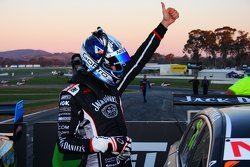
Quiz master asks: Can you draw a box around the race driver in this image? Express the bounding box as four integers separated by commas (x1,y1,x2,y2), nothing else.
53,2,179,167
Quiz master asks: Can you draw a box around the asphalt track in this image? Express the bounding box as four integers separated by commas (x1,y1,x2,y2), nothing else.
2,85,223,167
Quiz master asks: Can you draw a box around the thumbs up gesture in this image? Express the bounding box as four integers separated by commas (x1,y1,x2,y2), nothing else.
161,2,179,28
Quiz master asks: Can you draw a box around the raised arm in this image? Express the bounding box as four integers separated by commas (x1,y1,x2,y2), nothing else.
117,2,179,94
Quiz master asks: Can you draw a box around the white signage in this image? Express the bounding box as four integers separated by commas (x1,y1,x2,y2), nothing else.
131,142,168,167
224,138,250,160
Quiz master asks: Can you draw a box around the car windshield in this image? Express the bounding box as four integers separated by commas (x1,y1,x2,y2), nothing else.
179,119,208,165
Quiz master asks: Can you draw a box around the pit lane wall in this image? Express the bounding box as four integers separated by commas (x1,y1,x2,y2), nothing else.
33,121,186,167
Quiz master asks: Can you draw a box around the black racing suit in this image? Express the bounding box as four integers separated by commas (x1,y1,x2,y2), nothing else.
57,23,167,166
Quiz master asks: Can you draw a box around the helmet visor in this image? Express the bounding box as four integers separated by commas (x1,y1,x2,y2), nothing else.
106,48,130,65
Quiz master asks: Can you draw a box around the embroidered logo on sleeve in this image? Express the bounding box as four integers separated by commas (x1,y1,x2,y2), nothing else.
63,84,80,96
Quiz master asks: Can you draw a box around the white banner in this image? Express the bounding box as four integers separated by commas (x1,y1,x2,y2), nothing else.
224,138,250,160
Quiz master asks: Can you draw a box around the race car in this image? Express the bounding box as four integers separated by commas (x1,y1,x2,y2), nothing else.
165,105,250,167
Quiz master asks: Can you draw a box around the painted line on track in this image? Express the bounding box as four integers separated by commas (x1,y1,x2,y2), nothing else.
0,107,58,124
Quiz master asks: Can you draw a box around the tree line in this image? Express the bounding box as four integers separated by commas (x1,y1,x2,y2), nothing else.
150,26,250,69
